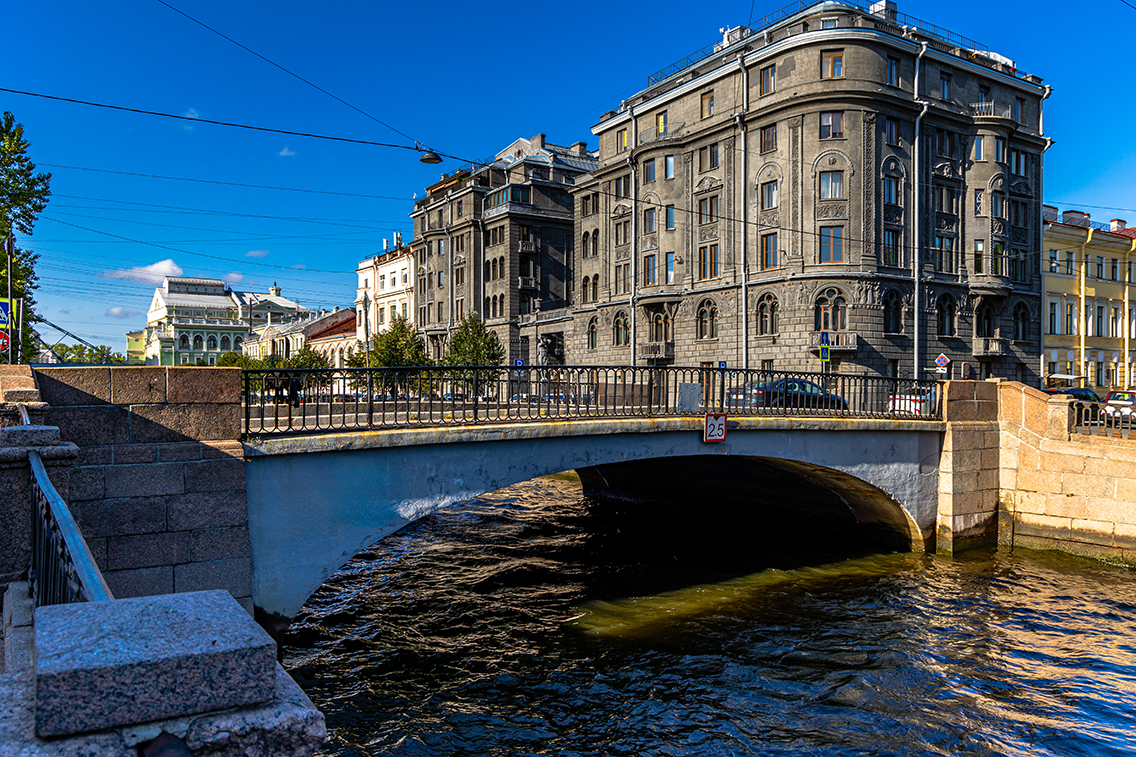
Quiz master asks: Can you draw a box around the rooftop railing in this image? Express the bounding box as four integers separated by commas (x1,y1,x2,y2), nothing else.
242,365,942,435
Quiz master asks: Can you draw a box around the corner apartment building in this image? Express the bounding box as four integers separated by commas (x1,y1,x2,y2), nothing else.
409,134,598,363
568,0,1049,382
1042,206,1135,392
355,240,414,345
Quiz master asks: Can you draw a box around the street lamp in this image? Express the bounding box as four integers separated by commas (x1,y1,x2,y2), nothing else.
416,142,442,164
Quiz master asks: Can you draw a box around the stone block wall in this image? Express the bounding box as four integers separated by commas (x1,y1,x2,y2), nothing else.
34,367,252,609
936,380,1001,553
998,380,1136,563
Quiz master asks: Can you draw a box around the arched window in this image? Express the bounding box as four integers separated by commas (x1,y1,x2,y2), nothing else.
976,302,996,338
484,261,491,281
697,299,718,339
613,311,630,346
499,257,506,278
591,277,599,303
582,276,591,303
484,296,491,317
491,259,498,280
883,290,903,334
491,296,498,319
179,334,190,350
220,335,231,351
813,288,847,331
587,317,597,350
207,335,217,350
937,294,956,336
1013,303,1030,341
234,336,244,350
757,293,779,335
193,334,203,350
582,232,590,258
650,313,671,342
590,230,598,257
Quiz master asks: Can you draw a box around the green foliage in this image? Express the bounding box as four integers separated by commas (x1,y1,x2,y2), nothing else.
54,344,127,365
1,111,52,236
441,313,505,367
216,350,253,368
284,345,330,371
370,315,430,368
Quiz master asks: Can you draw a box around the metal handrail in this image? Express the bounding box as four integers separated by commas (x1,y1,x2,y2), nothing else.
28,440,113,606
243,365,943,435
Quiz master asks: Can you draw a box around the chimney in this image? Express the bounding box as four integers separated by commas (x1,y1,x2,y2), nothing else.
571,141,588,156
870,0,897,17
1111,219,1127,232
531,133,546,150
1062,210,1089,228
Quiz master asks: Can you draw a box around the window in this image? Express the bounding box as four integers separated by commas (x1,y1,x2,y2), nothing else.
978,85,990,104
1010,150,1027,176
587,318,597,350
656,111,668,136
665,155,675,179
614,175,630,197
697,299,718,339
665,252,675,284
644,207,657,233
699,143,719,170
935,185,955,214
581,232,590,258
991,241,1004,276
179,334,190,350
887,57,899,86
698,244,720,280
643,159,656,183
665,205,675,230
937,295,956,336
820,111,844,139
1066,303,1076,335
935,129,955,157
821,17,836,28
581,276,591,303
456,200,463,217
591,276,598,302
883,290,903,333
974,136,984,161
761,181,778,211
758,293,779,335
991,191,1005,218
455,299,464,320
760,64,776,96
885,117,897,145
883,176,899,205
698,196,719,224
193,334,203,350
1113,258,1121,281
1048,301,1059,334
592,231,599,257
701,92,715,118
820,226,844,262
643,254,657,286
819,171,844,200
995,137,1006,162
976,302,996,338
940,74,951,100
1014,97,1025,123
437,301,444,322
614,219,631,246
821,51,844,78
220,335,230,351
814,288,847,331
761,124,777,152
616,128,628,152
974,189,985,215
761,232,778,269
650,313,671,342
613,311,630,346
1097,256,1105,279
1048,250,1059,274
883,229,900,267
1010,303,1029,342
933,236,955,273
974,240,985,274
614,262,631,294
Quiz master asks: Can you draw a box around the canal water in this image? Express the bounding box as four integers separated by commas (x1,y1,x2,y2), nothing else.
282,474,1136,756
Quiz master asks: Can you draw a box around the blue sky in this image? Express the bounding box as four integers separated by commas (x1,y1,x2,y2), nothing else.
5,0,1132,352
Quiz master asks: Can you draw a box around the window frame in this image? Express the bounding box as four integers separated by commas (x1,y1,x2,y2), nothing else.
819,171,844,200
819,226,845,263
700,91,715,119
821,50,844,79
820,111,844,140
760,64,776,96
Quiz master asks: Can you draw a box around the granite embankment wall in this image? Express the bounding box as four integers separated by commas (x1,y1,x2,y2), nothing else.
997,381,1136,563
935,380,1003,554
35,367,252,609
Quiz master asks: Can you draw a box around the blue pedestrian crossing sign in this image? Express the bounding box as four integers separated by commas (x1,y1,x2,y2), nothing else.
819,345,830,362
0,299,9,327
819,331,830,346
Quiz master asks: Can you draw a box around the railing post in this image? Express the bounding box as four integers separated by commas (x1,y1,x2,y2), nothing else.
367,369,374,428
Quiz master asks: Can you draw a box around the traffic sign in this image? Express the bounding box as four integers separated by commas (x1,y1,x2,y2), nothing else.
819,331,830,346
934,367,948,374
718,361,727,369
704,413,727,443
0,332,9,351
0,299,9,327
935,353,950,368
513,358,525,367
819,345,830,362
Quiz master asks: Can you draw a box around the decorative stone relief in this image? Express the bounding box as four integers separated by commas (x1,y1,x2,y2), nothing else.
758,211,781,228
1011,227,1028,244
1011,180,1032,196
642,234,658,250
612,203,632,218
991,218,1007,238
693,176,723,194
615,248,631,261
933,161,956,179
884,206,903,224
698,225,719,242
936,215,957,232
817,202,848,219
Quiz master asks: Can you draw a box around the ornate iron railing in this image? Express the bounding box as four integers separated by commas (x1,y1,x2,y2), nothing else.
28,445,114,606
1072,401,1136,439
243,365,943,435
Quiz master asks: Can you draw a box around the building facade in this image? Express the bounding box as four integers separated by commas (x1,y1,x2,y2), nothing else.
143,277,309,366
1041,206,1135,393
409,134,597,363
567,0,1049,382
242,308,355,363
355,241,414,345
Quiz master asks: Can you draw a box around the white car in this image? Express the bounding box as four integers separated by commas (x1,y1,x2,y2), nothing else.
1103,391,1135,422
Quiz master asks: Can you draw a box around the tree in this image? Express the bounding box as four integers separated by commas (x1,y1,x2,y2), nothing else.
441,314,505,367
54,344,127,365
372,315,429,367
285,345,330,371
1,111,52,236
216,350,255,368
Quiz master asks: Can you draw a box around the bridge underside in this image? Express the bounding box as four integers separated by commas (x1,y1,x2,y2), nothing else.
245,419,941,632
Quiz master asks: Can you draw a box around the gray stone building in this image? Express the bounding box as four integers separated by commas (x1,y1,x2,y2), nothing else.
568,0,1049,382
409,135,598,363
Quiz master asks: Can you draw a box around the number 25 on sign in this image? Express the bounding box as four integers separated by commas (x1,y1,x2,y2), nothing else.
704,413,727,443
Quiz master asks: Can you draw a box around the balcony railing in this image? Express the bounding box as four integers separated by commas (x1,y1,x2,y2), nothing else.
641,341,675,359
969,102,1012,119
639,122,686,145
973,337,1009,357
518,276,538,290
518,241,537,253
809,331,859,350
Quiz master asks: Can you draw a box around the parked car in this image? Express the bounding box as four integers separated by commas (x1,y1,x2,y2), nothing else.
441,392,467,402
724,378,847,411
1103,391,1136,423
1042,387,1102,403
886,388,939,416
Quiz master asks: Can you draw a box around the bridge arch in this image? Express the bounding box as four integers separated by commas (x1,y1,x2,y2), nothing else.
245,418,940,631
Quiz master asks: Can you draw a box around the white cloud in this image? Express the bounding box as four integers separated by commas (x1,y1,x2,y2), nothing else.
104,259,183,285
244,249,270,258
183,108,199,131
58,308,72,315
222,272,244,285
278,146,295,157
105,306,140,319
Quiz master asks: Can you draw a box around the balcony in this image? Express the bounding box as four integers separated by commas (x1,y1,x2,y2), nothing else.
809,331,859,351
518,241,537,253
641,341,675,359
969,102,1013,119
638,122,685,145
969,271,1011,294
518,276,538,290
973,337,1009,358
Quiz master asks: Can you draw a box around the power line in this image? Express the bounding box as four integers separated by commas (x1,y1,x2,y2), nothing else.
154,0,424,148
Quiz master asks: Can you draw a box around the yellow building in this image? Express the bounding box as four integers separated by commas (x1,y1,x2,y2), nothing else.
1042,206,1135,394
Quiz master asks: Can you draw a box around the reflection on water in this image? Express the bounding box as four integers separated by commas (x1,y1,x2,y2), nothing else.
283,475,1136,756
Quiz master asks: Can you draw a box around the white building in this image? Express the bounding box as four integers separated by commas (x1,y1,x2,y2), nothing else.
355,240,414,346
